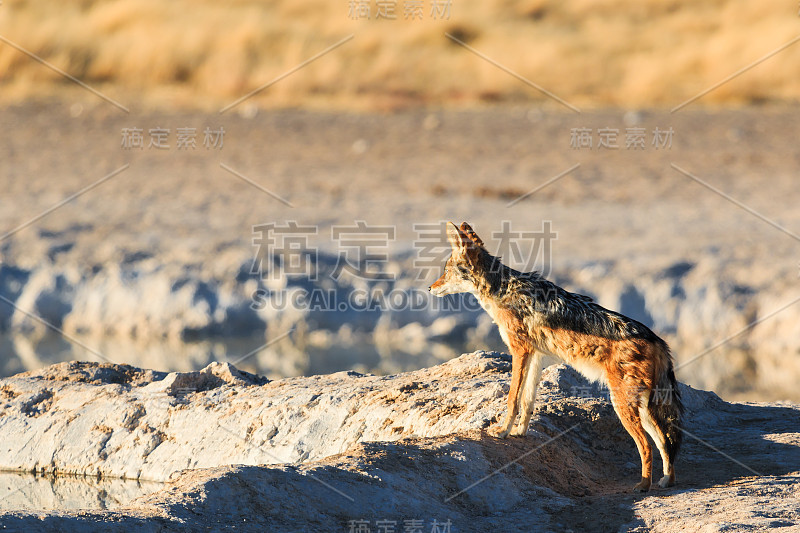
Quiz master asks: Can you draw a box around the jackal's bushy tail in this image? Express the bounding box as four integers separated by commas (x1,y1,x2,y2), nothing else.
649,357,683,463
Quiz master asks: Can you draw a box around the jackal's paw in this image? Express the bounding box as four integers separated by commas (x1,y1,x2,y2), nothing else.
632,478,651,493
657,475,675,489
487,424,511,439
509,424,528,437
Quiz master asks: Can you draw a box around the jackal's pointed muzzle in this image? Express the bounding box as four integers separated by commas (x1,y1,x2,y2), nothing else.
428,278,446,297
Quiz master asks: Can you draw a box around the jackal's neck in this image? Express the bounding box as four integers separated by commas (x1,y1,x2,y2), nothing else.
471,253,535,312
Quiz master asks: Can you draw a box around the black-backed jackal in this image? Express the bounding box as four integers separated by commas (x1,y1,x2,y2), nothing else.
429,222,683,492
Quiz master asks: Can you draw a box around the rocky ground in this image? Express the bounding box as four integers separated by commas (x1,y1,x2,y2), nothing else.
0,351,797,532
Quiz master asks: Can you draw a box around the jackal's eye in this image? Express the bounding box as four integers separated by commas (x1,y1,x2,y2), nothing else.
456,265,470,276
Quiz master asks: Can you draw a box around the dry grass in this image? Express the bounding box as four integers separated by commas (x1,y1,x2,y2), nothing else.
0,0,798,110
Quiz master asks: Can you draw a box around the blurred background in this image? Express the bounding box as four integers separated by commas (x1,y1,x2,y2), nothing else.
2,0,799,109
0,0,799,402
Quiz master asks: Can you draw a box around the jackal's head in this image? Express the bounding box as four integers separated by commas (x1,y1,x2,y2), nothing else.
429,222,487,297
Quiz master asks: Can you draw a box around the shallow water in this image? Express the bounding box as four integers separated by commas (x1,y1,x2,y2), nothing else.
0,472,162,511
0,332,472,380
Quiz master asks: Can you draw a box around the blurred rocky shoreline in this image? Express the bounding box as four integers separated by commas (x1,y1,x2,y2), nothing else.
1,250,798,401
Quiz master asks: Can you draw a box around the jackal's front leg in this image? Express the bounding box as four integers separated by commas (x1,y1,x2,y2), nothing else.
488,352,529,439
510,352,543,436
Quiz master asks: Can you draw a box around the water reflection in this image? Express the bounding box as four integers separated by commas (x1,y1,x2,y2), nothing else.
0,329,496,380
0,472,162,511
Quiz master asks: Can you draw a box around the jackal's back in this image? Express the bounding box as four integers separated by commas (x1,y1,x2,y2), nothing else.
497,269,664,346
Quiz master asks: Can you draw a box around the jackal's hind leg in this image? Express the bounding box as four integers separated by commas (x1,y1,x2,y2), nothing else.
640,405,676,488
609,382,653,493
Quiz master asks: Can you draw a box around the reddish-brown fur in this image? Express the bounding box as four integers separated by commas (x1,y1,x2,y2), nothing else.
429,221,682,492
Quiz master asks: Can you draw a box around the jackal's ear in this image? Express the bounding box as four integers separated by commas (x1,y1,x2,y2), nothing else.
445,221,472,251
459,222,485,248
446,222,481,264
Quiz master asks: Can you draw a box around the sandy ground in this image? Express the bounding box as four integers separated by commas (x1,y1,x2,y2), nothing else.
2,103,799,264
1,102,799,403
